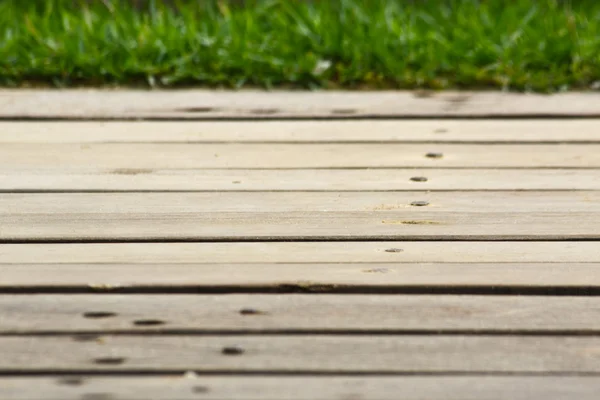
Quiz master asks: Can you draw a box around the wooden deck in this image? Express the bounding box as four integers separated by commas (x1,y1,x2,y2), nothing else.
1,91,600,399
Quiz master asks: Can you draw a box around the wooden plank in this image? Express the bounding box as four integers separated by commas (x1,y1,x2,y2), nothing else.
3,295,600,333
4,213,599,240
2,376,600,400
3,168,600,191
3,191,598,213
1,335,600,372
2,120,600,143
2,242,597,264
1,143,599,169
2,263,599,289
1,192,599,240
2,90,600,118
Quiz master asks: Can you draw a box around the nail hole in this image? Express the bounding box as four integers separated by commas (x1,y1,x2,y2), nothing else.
410,201,430,207
413,90,434,98
111,168,153,176
331,109,357,115
177,107,216,113
250,108,279,115
83,312,117,319
425,152,443,159
93,357,126,365
133,319,166,326
384,248,404,253
364,268,390,273
81,394,114,400
239,308,264,315
57,377,85,386
192,386,210,394
72,334,103,342
222,346,244,355
410,176,428,182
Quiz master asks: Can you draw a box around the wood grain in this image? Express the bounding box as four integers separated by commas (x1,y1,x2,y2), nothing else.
3,168,600,191
2,90,599,118
1,120,599,143
3,295,600,333
2,242,597,264
2,335,600,372
1,143,599,169
2,376,600,400
1,192,598,240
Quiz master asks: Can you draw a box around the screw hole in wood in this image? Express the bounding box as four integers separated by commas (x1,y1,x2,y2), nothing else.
133,319,166,326
93,357,126,365
83,312,117,319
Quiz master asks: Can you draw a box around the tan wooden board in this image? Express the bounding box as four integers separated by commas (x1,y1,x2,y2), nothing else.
3,295,600,333
3,191,598,213
3,211,598,240
2,262,600,289
2,335,600,372
1,120,600,143
1,90,600,118
2,242,597,264
2,143,600,169
1,192,599,240
2,376,600,400
3,168,600,191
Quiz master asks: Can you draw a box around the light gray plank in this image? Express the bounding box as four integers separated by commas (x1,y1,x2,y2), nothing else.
1,120,600,143
1,192,599,240
2,376,600,400
1,335,600,372
3,168,600,191
3,191,598,212
0,212,600,239
1,242,597,264
1,90,599,118
2,263,599,289
1,143,599,168
3,295,600,333
3,212,599,240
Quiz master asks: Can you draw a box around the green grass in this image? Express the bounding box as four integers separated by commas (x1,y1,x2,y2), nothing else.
1,0,600,91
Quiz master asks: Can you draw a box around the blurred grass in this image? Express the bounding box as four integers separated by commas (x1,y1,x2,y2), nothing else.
1,0,599,91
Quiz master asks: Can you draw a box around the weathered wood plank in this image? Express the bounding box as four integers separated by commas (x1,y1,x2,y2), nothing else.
1,90,600,118
2,376,600,400
3,168,600,191
3,192,598,213
2,263,599,289
2,120,600,143
3,295,600,333
1,335,600,372
2,143,599,169
4,213,599,241
2,242,597,264
1,192,598,240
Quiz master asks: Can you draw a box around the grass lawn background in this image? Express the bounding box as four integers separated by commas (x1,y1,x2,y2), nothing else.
1,0,599,91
